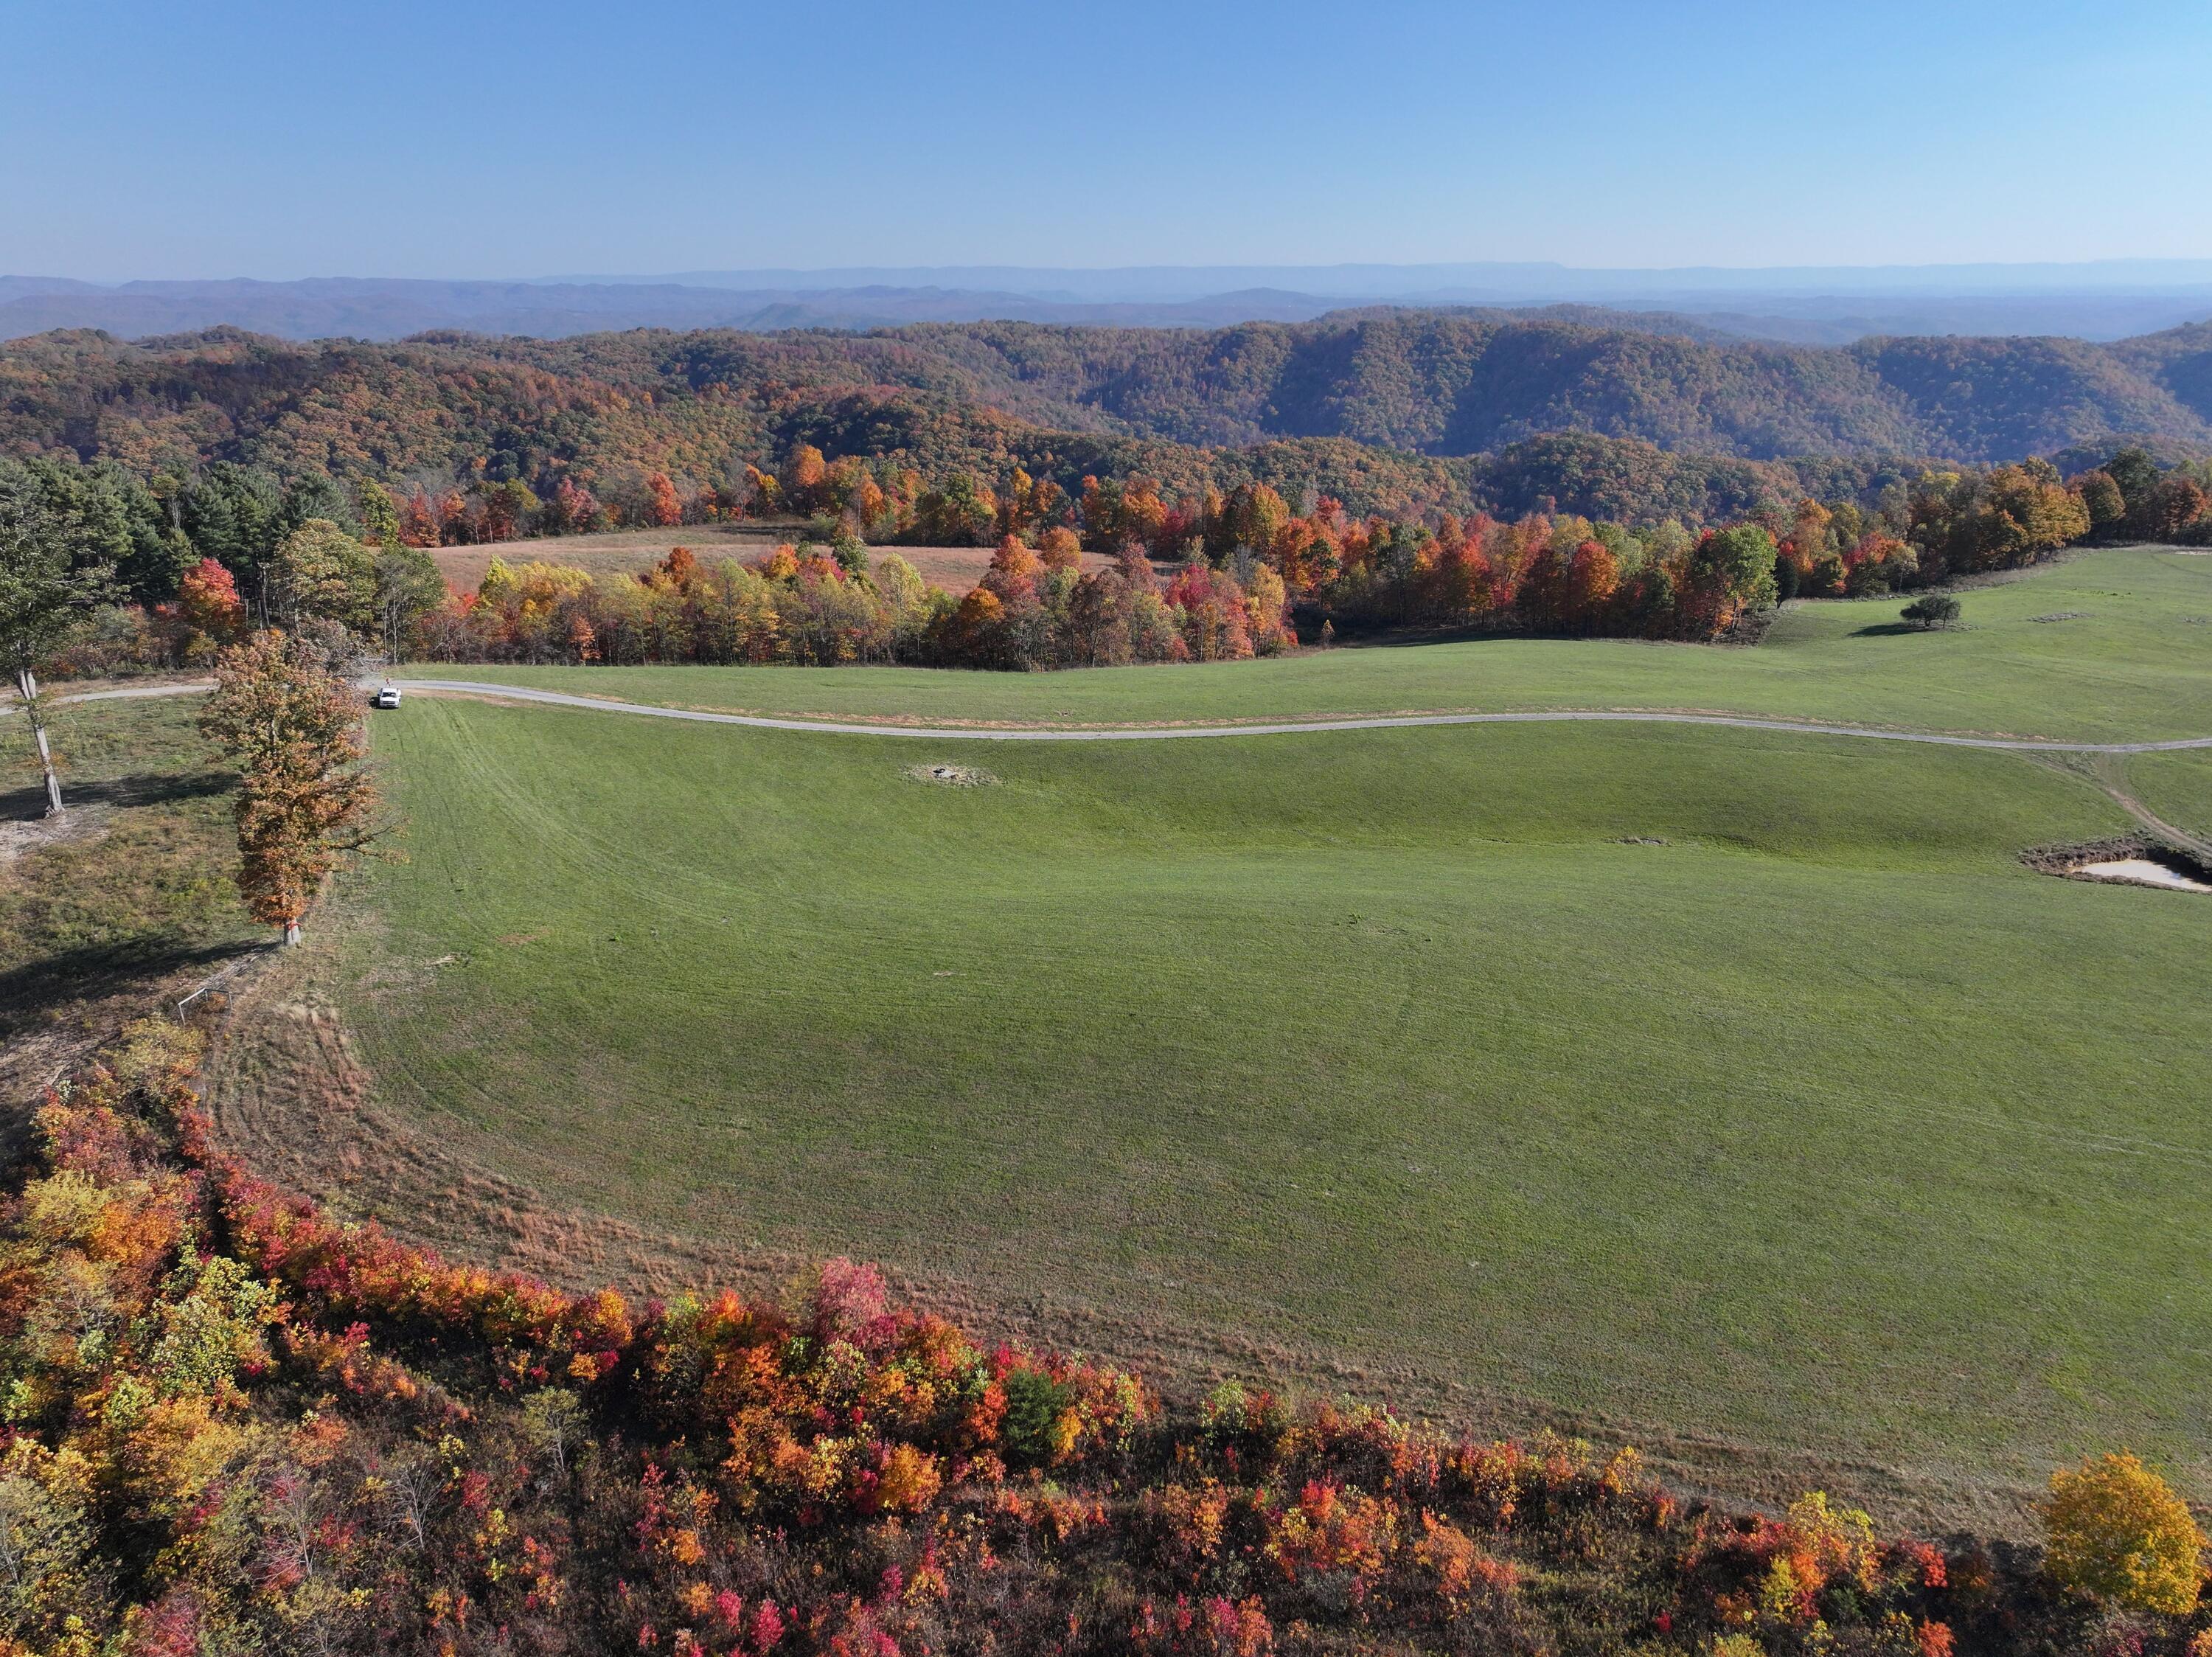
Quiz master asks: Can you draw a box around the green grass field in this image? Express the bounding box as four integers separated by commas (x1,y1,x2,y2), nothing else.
0,695,254,1071
403,547,2212,741
308,634,2212,1515
2124,748,2212,839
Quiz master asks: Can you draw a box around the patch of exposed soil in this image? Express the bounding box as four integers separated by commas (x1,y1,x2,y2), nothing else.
0,805,108,869
902,763,998,787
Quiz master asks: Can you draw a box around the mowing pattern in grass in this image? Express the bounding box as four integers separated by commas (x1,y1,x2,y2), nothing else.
401,548,2212,741
316,692,2212,1510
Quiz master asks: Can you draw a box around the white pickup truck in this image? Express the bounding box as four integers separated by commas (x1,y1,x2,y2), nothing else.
372,685,402,709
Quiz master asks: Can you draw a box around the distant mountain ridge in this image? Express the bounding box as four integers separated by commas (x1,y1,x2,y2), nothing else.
776,311,2212,462
0,277,1368,341
7,265,2212,345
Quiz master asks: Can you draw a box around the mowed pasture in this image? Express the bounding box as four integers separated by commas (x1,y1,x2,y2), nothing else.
430,524,1114,596
429,524,776,593
408,546,2212,741
2125,748,2212,840
293,589,2212,1518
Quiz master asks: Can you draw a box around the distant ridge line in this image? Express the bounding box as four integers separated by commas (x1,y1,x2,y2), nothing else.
6,265,2212,345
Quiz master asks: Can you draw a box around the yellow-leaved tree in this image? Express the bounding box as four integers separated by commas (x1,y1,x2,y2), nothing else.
2041,1451,2205,1614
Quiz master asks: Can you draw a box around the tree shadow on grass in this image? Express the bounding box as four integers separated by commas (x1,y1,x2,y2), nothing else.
0,771,232,821
1849,623,1933,637
0,935,264,1032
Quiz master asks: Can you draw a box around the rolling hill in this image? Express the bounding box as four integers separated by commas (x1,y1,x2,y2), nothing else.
3,312,2208,523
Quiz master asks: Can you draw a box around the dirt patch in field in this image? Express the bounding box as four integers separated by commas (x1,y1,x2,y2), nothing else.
0,805,108,870
201,938,2046,1536
903,763,998,787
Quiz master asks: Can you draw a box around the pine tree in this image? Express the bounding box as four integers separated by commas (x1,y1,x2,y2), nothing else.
0,468,116,814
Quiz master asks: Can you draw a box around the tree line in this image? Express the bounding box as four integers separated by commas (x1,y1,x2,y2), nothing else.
15,436,2206,690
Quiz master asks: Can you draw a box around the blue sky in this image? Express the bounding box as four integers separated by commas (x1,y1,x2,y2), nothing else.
7,0,2211,279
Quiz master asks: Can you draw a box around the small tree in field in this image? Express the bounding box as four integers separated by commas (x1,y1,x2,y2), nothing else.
1900,594,1961,630
2040,1451,2204,1614
199,632,382,945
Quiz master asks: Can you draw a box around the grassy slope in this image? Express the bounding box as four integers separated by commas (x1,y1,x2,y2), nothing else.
327,692,2212,1505
403,547,2212,741
0,697,254,1067
2124,749,2212,838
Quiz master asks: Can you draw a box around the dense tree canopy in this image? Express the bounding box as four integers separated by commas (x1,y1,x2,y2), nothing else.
4,317,2208,530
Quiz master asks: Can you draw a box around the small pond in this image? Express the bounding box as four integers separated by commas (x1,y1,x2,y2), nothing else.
2070,854,2212,893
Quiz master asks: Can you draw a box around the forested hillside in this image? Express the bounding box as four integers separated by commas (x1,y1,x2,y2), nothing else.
0,325,1923,529
4,311,2209,506
865,313,2212,456
2112,320,2212,428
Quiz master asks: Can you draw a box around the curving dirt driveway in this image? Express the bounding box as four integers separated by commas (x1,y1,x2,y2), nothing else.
21,676,2212,755
394,678,2212,754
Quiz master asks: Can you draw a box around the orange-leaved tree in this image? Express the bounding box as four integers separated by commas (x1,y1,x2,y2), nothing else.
177,556,246,648
199,631,384,945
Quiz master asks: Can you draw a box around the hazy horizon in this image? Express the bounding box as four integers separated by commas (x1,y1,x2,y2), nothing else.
9,259,2212,349
15,257,2212,297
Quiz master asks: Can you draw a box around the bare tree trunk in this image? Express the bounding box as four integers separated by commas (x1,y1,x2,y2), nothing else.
15,670,63,816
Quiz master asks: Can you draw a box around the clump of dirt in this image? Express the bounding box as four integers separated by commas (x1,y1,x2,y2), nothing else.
2020,835,2212,892
904,763,998,788
1615,836,1669,846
